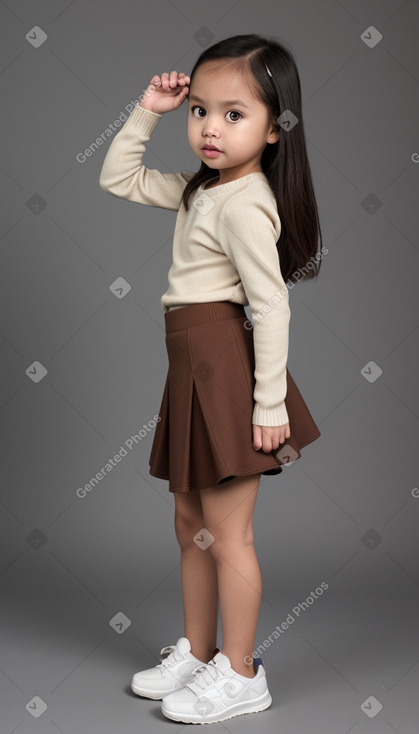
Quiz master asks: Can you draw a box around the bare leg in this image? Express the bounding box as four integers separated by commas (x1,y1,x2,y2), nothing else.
200,473,262,679
174,490,218,663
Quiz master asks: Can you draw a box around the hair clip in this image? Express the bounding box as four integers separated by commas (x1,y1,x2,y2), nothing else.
265,63,281,123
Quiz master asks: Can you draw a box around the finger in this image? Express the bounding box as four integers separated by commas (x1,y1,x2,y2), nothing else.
261,426,273,453
169,70,178,87
161,72,170,89
174,87,188,106
253,425,262,450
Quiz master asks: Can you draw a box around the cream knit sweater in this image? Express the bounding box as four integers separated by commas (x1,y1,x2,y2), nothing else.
99,103,290,427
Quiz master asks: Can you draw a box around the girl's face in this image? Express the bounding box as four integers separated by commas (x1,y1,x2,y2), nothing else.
187,60,279,180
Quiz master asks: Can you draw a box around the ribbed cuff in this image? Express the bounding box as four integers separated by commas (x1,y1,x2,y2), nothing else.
252,401,289,427
121,103,163,138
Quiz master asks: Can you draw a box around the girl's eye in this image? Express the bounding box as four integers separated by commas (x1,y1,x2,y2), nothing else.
191,106,242,122
226,110,242,122
191,106,206,118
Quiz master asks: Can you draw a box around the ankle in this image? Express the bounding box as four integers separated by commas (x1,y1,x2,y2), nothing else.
220,649,255,678
191,646,217,663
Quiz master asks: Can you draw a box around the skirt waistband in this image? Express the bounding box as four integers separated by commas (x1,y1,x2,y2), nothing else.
164,301,246,334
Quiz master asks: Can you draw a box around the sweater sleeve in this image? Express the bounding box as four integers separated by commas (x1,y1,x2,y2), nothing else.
218,191,291,427
99,103,194,210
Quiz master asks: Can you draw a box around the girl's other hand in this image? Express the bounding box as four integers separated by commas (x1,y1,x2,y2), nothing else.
253,423,291,452
140,71,190,115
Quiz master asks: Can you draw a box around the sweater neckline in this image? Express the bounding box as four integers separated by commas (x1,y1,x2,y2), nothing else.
197,171,267,196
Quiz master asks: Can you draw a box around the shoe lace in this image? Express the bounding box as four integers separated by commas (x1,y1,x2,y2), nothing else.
156,645,185,671
189,662,223,690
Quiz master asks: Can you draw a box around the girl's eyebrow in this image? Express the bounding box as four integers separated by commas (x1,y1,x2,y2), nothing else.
189,94,249,108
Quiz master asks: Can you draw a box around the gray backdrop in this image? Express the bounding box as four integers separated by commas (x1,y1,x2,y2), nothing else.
1,0,418,732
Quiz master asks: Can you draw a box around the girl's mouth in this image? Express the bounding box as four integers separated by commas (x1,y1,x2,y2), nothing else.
202,147,222,158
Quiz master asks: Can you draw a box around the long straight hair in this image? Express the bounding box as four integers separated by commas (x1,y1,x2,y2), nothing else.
181,33,323,283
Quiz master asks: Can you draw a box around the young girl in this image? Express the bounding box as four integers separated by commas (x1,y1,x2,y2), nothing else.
99,33,322,725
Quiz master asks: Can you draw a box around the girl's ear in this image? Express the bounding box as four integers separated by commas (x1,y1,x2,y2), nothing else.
267,124,280,145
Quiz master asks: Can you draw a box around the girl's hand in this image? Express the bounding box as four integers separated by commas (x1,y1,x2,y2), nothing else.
253,423,291,452
140,71,190,115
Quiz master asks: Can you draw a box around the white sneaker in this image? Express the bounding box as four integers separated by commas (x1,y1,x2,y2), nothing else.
161,650,272,724
131,637,219,700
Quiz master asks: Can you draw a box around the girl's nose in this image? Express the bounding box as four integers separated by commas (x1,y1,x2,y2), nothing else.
202,116,220,137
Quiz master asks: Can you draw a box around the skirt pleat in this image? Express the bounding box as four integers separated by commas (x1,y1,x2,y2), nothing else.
149,301,321,492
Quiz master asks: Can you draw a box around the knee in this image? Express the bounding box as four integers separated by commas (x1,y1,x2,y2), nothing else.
174,510,205,551
205,525,255,561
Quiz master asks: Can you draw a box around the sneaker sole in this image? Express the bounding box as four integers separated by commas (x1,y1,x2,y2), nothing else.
161,689,273,724
131,674,201,700
131,680,180,699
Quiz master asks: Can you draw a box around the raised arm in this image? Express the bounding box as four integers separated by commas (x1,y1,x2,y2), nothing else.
99,104,193,210
99,71,194,210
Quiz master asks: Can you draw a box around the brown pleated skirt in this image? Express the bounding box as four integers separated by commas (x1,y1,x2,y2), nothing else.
149,301,321,493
